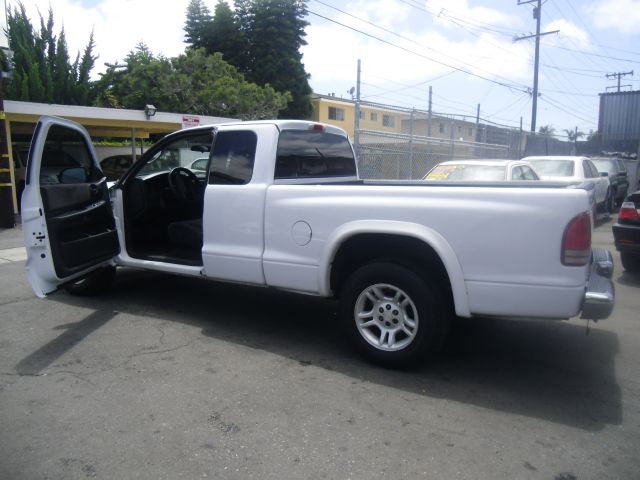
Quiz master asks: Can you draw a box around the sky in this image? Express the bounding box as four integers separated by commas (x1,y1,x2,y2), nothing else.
14,0,640,137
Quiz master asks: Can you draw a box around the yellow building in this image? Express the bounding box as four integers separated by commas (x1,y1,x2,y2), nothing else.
401,115,477,142
310,94,404,138
310,93,477,143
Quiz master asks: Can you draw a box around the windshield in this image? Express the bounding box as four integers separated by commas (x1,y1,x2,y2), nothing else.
527,160,575,177
138,134,212,176
425,164,506,181
590,159,617,175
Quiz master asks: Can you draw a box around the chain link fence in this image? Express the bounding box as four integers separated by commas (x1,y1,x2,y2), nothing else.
352,106,527,180
355,132,528,180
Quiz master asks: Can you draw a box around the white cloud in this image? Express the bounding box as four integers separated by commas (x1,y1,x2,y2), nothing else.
15,0,191,76
588,0,640,35
428,0,522,30
544,19,590,50
8,0,602,129
303,2,532,104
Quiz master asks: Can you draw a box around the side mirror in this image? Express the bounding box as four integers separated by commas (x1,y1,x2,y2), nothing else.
59,167,87,184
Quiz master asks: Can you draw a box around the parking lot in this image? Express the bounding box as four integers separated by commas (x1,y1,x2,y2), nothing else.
1,216,639,480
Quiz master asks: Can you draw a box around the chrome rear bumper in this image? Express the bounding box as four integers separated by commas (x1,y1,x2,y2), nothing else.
581,248,615,320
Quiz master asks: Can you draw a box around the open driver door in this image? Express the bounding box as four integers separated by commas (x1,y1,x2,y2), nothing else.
21,116,120,297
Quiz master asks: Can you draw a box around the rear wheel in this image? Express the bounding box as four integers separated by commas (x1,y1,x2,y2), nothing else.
621,253,640,273
339,262,451,368
64,266,116,296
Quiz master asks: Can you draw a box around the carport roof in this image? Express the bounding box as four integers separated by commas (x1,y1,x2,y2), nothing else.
3,100,238,139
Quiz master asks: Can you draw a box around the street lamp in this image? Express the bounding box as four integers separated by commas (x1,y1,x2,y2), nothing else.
144,104,157,119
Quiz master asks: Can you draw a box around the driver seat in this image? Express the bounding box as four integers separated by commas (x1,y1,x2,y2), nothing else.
167,218,203,250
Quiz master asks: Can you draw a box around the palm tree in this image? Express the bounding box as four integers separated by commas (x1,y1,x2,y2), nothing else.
538,125,556,137
564,128,585,143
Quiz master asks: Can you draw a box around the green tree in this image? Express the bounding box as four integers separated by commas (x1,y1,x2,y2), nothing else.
94,45,291,119
6,2,97,105
244,0,312,118
564,128,585,143
184,0,213,49
184,0,313,119
208,0,248,71
73,31,98,105
538,125,556,137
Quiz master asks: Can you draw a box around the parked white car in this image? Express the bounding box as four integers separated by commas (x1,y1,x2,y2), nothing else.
522,156,613,214
424,159,539,181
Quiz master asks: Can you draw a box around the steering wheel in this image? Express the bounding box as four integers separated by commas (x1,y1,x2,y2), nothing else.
168,167,200,202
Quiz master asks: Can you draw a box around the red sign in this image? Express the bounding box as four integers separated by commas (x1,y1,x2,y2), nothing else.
182,115,200,128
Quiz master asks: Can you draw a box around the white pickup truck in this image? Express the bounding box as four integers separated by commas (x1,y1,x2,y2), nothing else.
22,116,615,367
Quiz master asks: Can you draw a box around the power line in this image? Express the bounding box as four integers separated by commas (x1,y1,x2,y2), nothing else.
545,42,640,65
360,71,456,101
312,0,423,47
396,0,522,37
308,9,531,94
311,3,607,99
538,94,596,126
309,3,531,92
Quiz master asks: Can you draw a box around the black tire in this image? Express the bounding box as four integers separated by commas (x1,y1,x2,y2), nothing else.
64,266,116,296
610,187,619,208
621,253,640,273
599,189,614,215
606,190,614,214
339,261,451,368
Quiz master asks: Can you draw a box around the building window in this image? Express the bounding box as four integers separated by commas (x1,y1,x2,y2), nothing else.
457,126,462,134
382,115,395,128
370,112,378,121
328,106,345,121
359,110,365,120
439,123,444,134
468,127,473,137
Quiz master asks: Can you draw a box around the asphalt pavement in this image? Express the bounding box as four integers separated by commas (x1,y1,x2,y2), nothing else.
1,216,639,480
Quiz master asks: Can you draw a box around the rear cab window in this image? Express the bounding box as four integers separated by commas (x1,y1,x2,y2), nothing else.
275,128,356,181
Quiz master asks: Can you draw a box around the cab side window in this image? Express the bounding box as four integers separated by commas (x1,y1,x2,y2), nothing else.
39,125,100,185
583,160,597,178
522,166,538,180
511,166,525,180
208,131,257,185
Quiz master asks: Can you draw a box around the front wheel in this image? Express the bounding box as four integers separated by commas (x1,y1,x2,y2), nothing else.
339,262,451,368
64,266,116,296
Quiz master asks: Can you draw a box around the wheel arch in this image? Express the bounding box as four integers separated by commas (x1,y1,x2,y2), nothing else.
319,220,470,317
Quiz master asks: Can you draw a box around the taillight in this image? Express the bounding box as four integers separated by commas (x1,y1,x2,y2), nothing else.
618,202,640,220
562,212,591,266
310,124,325,131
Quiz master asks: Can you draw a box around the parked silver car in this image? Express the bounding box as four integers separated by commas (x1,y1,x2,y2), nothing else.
522,156,613,214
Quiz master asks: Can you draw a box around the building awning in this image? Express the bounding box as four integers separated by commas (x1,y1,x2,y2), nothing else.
3,100,237,139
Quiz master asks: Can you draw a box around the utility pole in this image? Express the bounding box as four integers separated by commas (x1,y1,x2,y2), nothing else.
606,71,633,92
427,86,432,137
354,59,361,157
515,0,559,133
408,107,414,179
